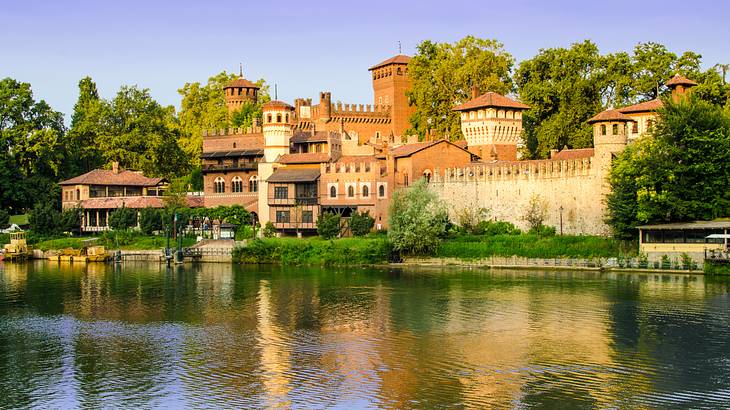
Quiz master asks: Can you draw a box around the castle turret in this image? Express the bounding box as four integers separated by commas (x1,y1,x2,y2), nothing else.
319,92,332,121
588,109,632,175
262,100,294,162
224,68,260,113
666,74,698,103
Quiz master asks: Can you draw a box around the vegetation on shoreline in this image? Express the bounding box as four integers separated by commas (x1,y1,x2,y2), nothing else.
1,232,196,251
232,236,392,266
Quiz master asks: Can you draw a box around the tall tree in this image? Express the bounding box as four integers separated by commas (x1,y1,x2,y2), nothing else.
407,36,514,140
98,86,190,179
0,78,66,212
65,76,106,175
515,41,606,158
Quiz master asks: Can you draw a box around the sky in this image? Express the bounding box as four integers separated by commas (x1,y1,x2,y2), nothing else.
2,0,729,122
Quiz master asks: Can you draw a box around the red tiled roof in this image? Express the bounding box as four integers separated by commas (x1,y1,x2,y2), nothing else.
291,130,337,144
551,148,595,160
453,139,468,149
79,195,202,209
225,77,259,89
390,139,478,159
587,109,633,124
267,168,321,183
618,99,663,114
453,92,529,111
277,153,330,164
369,54,411,71
60,169,163,187
263,100,293,110
666,74,698,87
334,155,376,165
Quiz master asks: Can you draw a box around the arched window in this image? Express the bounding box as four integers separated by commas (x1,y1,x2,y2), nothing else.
348,185,355,198
232,176,243,193
214,177,225,193
378,184,385,198
330,186,337,198
233,142,237,148
276,113,282,123
267,114,272,123
423,170,432,183
362,185,369,197
249,176,258,192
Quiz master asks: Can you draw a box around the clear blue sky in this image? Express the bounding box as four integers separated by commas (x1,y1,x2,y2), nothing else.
2,0,728,121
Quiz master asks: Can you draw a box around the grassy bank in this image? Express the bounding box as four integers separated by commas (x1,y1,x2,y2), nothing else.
6,233,196,251
232,237,392,265
435,234,632,259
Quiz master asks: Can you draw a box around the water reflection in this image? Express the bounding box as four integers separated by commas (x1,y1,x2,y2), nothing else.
0,261,729,407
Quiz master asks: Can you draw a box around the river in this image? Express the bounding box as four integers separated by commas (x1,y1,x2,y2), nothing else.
1,261,729,408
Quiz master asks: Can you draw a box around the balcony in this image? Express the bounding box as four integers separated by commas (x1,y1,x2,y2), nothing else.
202,163,258,172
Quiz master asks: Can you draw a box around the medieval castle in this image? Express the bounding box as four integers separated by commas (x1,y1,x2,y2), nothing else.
61,53,697,236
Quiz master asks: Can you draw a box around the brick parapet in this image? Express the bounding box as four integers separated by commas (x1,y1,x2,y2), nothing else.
431,157,593,184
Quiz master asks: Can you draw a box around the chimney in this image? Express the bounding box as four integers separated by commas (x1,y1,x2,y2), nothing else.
112,161,119,174
471,84,480,99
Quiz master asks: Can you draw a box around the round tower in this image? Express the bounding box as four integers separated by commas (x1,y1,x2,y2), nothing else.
666,74,698,103
588,109,632,173
224,69,260,113
262,100,294,162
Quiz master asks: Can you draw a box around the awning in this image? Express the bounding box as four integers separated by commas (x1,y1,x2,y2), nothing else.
267,168,320,183
706,234,730,239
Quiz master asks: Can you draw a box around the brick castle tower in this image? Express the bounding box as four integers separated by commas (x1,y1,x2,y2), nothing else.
224,66,260,113
369,55,415,137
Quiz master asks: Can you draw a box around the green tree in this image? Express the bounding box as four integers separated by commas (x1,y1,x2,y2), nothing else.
0,78,66,212
317,212,342,239
138,208,163,235
515,41,608,158
606,97,730,238
99,86,190,179
59,206,82,234
0,209,9,228
632,42,678,100
108,206,137,230
408,36,513,140
349,211,375,236
388,178,449,255
29,202,61,235
65,77,106,175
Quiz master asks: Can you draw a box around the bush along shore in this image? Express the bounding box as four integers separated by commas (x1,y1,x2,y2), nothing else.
232,237,394,266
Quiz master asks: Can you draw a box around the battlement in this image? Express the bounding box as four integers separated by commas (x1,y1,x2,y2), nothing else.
431,157,593,183
322,159,380,175
202,125,263,137
331,102,391,116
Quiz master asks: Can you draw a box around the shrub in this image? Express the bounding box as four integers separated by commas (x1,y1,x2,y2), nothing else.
523,194,548,232
317,212,342,239
455,205,489,234
388,178,449,255
474,220,521,236
349,211,375,236
262,221,277,238
108,206,137,230
59,207,82,234
139,208,163,235
528,224,556,236
29,202,61,235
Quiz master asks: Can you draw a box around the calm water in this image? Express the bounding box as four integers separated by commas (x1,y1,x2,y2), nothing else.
1,262,730,408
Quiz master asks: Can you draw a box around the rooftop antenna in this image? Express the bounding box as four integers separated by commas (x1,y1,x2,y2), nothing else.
239,63,243,77
275,83,278,100
398,41,402,54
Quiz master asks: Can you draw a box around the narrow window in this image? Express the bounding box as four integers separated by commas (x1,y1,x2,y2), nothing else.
276,113,282,123
362,185,369,197
330,186,337,198
612,124,619,135
249,176,258,192
348,185,355,198
267,114,272,123
600,125,606,136
302,211,313,224
276,210,290,223
232,176,243,193
214,177,225,193
274,186,288,199
379,185,385,198
404,174,409,186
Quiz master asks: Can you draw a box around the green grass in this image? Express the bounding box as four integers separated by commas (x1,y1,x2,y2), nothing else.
8,214,29,226
233,236,392,266
29,233,196,251
436,234,633,259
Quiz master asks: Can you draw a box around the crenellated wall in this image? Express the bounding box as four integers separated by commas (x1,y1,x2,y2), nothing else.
429,158,611,235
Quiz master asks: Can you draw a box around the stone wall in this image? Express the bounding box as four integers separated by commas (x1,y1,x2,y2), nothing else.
429,159,611,236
